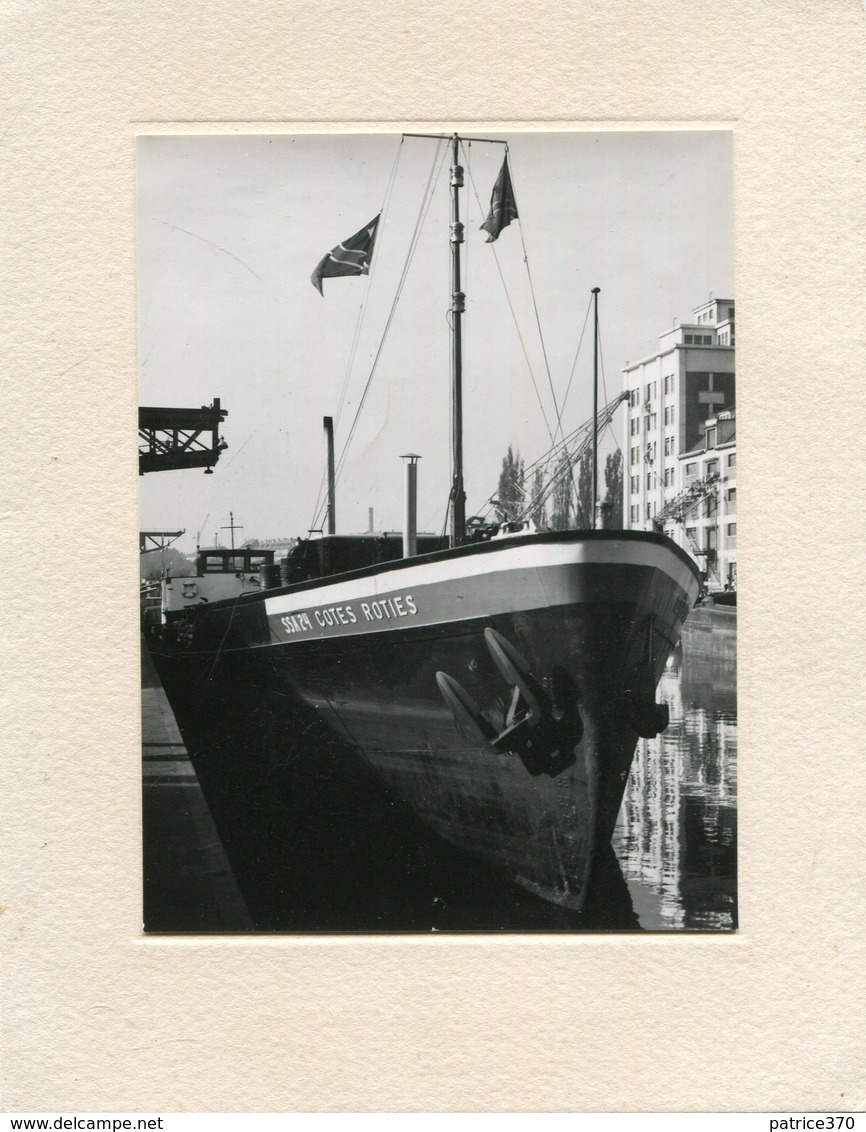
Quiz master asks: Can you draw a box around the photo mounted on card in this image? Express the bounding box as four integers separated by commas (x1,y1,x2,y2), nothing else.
138,131,736,933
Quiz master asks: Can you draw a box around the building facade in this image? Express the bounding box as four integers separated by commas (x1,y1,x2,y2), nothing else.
677,411,737,590
623,296,736,589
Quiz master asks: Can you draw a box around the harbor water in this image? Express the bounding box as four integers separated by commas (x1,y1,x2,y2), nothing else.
612,630,737,931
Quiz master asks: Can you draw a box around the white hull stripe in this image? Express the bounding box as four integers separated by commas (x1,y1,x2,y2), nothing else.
266,540,696,617
264,542,698,645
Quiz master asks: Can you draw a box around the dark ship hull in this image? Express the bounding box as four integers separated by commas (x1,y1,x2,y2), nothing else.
150,530,700,912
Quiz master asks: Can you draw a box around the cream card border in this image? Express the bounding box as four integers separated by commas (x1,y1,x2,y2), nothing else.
2,0,864,1112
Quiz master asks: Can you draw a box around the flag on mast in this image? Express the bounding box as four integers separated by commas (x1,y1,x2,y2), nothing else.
480,156,519,242
311,214,380,294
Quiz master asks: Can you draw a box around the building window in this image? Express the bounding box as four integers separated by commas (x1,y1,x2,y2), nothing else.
664,436,674,456
706,459,719,476
727,487,736,504
630,475,639,494
706,426,717,448
664,467,675,486
727,453,736,468
645,471,652,490
706,496,717,518
685,527,697,544
630,417,640,436
645,503,654,520
630,505,640,523
629,388,640,408
727,522,736,536
630,446,639,466
685,461,697,476
645,442,657,464
664,374,675,394
664,405,675,425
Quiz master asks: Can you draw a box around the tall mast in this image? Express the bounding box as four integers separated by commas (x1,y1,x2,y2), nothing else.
403,131,508,544
591,287,600,530
449,133,466,544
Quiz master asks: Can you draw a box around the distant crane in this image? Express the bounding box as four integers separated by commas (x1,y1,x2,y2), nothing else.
139,530,185,554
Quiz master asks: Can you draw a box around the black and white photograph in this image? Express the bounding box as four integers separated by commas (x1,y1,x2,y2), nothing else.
138,130,736,933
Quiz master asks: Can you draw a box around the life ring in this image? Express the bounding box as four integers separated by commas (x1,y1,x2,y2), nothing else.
181,581,198,599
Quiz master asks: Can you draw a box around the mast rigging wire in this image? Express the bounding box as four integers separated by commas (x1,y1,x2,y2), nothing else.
475,391,628,525
308,140,406,530
504,150,569,449
308,138,446,532
331,141,448,485
559,296,593,430
459,142,557,448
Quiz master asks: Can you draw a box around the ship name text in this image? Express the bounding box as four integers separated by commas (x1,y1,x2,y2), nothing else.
279,593,418,635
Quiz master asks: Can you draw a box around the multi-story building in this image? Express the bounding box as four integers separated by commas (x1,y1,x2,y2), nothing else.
623,296,736,589
677,410,737,589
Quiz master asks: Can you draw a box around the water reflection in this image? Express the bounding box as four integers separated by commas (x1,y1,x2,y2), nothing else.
612,635,737,930
145,617,737,932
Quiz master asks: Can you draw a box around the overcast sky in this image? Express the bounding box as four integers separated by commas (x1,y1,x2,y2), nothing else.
137,131,733,552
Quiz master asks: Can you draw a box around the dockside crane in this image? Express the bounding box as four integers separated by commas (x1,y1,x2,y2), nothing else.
479,392,630,530
138,398,228,609
139,530,185,554
138,399,228,475
652,472,721,581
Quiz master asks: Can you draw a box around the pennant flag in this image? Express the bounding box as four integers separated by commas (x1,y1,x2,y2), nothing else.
311,214,380,295
480,157,519,243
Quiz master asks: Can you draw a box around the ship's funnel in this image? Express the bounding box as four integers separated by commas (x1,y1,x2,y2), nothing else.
401,454,421,558
324,416,336,535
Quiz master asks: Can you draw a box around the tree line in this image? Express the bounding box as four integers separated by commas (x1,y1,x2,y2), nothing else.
495,445,624,530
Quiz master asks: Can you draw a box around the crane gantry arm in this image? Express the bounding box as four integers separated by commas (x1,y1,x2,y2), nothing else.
138,399,228,475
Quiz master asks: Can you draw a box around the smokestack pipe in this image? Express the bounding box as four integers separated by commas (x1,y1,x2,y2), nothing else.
323,416,336,535
401,454,420,558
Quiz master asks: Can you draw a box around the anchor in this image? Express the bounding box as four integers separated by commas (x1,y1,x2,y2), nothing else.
621,615,670,738
436,627,582,777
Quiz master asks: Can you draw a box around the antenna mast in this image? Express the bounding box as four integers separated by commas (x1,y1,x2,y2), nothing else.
591,287,600,530
449,134,466,544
